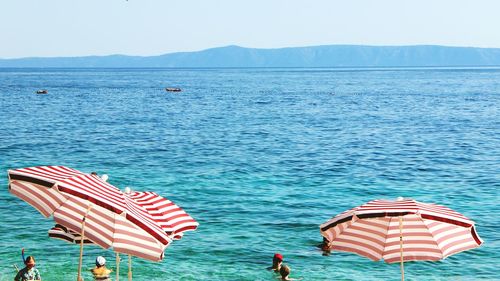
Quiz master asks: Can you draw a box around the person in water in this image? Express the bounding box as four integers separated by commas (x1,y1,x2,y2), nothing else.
14,256,41,281
278,264,302,281
267,253,283,272
317,237,331,256
90,256,112,281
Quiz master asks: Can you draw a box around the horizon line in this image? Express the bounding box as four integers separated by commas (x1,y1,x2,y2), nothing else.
1,66,500,70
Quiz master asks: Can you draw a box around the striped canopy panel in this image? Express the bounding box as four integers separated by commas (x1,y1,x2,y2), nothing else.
8,166,176,261
320,199,482,263
125,191,199,240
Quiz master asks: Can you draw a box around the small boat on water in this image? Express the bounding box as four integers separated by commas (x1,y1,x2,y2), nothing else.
165,87,182,92
36,90,48,94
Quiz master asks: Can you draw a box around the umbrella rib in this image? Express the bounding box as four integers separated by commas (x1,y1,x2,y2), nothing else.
418,214,445,260
331,215,355,244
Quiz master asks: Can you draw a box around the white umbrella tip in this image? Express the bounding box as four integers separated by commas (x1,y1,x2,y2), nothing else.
396,196,404,201
101,174,109,182
124,187,131,194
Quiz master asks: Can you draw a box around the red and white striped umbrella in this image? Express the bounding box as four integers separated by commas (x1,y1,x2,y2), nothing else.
320,198,482,280
48,193,199,244
7,166,178,261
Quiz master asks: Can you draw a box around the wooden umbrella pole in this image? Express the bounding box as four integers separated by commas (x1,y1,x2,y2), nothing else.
77,205,92,281
399,216,405,281
116,253,120,281
128,255,132,281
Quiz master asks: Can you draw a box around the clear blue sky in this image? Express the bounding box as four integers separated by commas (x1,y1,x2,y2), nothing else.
1,0,499,58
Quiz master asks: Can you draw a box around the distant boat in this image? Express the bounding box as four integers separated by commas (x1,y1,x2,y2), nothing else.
36,90,48,94
165,87,182,92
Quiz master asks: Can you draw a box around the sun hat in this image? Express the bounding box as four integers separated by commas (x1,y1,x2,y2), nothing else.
96,256,106,266
273,253,283,261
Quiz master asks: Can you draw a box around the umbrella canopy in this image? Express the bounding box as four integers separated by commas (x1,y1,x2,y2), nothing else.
125,191,199,240
8,166,173,261
47,193,199,247
320,198,482,263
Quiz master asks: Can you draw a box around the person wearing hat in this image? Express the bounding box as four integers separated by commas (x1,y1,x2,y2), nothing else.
267,253,284,272
14,256,41,281
90,256,112,281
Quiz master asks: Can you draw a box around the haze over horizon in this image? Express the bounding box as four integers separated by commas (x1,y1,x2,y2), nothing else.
1,0,500,59
3,44,500,60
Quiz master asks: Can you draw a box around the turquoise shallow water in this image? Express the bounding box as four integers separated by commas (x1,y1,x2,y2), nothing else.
0,68,499,281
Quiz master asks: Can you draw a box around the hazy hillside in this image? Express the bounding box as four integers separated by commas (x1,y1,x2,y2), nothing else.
1,45,500,67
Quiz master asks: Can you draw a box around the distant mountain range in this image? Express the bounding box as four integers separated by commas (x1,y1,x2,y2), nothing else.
1,45,500,67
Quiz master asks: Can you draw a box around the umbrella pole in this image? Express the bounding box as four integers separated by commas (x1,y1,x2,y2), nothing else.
116,253,120,281
399,216,404,281
128,254,132,281
77,205,92,281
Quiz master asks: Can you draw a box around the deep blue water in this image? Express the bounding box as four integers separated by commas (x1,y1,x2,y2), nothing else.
0,68,499,281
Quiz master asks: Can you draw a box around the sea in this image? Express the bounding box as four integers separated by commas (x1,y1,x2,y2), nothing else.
0,67,498,281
